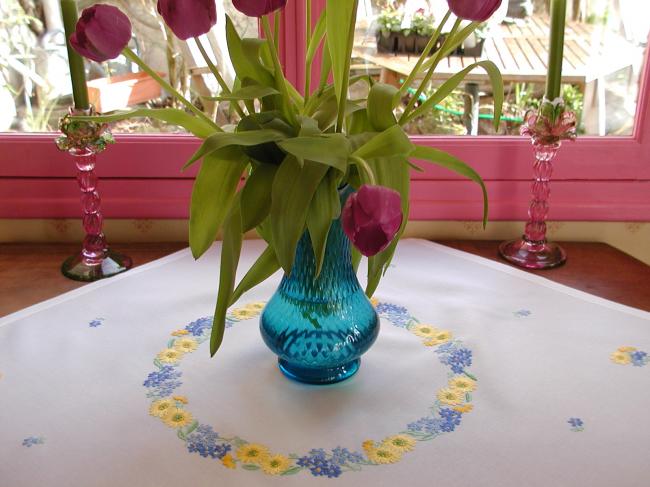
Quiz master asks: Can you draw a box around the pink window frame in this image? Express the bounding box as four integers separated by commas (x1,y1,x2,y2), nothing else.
1,3,649,222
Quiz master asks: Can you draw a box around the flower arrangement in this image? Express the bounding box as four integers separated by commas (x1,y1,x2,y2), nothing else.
70,0,504,356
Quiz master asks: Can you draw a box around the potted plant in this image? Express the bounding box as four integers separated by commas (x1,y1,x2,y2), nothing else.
71,0,504,383
376,5,403,53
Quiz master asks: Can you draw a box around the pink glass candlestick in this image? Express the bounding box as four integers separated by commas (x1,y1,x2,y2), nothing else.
499,102,577,269
61,146,132,281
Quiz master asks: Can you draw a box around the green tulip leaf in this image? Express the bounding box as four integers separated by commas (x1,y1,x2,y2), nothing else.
412,145,488,226
307,10,327,66
210,195,243,357
241,163,277,232
189,148,248,259
353,125,415,162
225,15,274,87
184,129,287,169
207,85,280,101
278,134,351,172
230,244,280,305
367,83,399,131
307,170,341,277
73,108,216,139
270,157,329,274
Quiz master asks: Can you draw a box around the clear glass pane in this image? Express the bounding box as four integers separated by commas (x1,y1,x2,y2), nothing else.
352,0,649,136
0,0,256,133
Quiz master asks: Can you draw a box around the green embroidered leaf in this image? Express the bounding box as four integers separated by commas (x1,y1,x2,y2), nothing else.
210,196,243,357
270,157,329,274
353,125,415,162
184,129,287,169
207,85,279,101
281,466,303,476
241,163,278,232
278,134,351,172
225,15,274,87
367,83,399,131
242,464,260,471
406,60,503,130
189,148,248,259
185,421,199,435
73,108,216,139
412,144,488,226
307,171,341,277
230,245,280,305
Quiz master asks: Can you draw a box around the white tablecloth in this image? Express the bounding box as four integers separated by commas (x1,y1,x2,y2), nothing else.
1,240,649,487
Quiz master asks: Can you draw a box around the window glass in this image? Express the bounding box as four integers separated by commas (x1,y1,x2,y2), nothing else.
0,0,256,133
352,0,649,136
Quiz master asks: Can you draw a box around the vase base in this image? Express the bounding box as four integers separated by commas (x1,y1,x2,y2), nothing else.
278,358,360,385
499,238,566,269
62,249,133,282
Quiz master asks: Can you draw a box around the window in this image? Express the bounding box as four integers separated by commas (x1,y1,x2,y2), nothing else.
1,0,649,222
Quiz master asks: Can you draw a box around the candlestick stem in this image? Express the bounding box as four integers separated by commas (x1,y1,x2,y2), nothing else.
61,146,132,281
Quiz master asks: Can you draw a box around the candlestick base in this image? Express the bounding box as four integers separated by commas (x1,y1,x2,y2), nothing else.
62,248,132,282
498,237,566,270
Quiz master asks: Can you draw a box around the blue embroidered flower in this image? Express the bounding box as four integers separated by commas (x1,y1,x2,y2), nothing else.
631,351,648,367
22,436,45,447
375,303,411,328
296,450,343,478
186,425,231,459
331,447,364,465
184,317,213,336
513,309,531,318
143,365,182,397
88,318,104,328
568,418,584,432
442,348,473,374
439,408,462,432
407,416,444,435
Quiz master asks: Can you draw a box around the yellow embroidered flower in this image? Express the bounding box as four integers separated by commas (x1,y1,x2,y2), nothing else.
236,443,270,464
231,308,257,320
162,407,193,428
382,435,416,453
448,376,477,392
245,302,265,312
171,329,189,336
149,398,174,418
437,387,465,405
370,298,379,307
221,454,236,469
173,337,198,354
411,324,438,338
424,330,453,346
610,351,631,365
617,346,637,352
173,395,188,404
454,404,474,413
157,348,184,364
362,440,375,452
261,454,292,475
366,445,402,464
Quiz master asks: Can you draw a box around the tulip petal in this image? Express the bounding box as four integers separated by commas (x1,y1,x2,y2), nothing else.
157,0,217,40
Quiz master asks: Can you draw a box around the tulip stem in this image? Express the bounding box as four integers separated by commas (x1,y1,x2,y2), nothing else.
351,156,376,186
396,10,451,103
274,11,281,52
399,18,462,125
262,16,296,126
303,0,312,105
194,37,246,119
122,47,220,130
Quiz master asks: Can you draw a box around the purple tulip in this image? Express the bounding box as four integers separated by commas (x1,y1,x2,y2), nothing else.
447,0,502,21
342,185,403,257
157,0,217,41
70,4,132,62
232,0,287,18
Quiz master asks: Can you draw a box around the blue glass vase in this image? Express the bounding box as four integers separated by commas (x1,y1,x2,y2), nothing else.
260,188,379,385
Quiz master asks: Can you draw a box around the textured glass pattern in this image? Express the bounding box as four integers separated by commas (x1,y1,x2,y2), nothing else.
260,191,379,384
